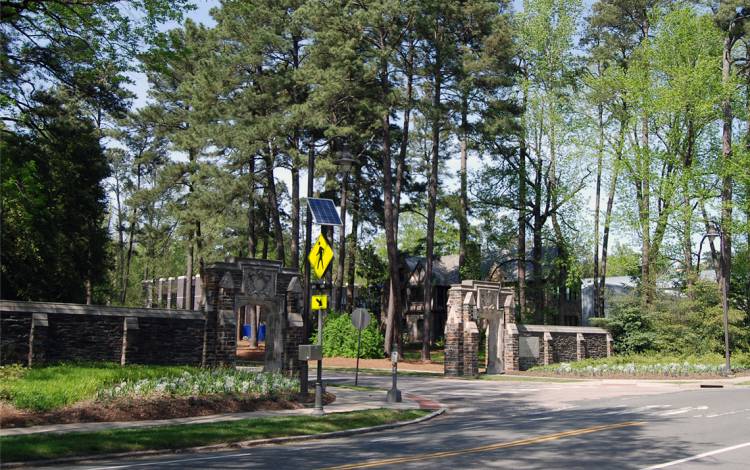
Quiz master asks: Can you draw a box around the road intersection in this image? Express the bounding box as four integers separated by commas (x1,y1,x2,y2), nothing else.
51,374,750,469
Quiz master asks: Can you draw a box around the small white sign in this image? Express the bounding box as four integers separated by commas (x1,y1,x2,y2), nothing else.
391,351,399,363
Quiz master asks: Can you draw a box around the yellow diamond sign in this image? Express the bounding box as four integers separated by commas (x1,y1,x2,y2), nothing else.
308,234,333,279
311,294,328,310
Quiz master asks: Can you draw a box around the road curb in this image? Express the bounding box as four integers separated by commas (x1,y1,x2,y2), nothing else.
2,407,447,468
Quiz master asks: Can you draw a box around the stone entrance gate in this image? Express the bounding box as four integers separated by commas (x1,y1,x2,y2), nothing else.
444,280,514,377
444,280,613,376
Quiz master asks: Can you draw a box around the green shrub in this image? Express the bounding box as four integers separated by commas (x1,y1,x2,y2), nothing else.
313,312,384,359
598,281,749,356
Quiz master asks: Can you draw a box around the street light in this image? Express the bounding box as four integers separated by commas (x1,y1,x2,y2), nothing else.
334,143,357,313
696,226,731,375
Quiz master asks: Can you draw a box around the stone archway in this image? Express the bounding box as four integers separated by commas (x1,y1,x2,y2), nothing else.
444,280,514,377
202,258,304,376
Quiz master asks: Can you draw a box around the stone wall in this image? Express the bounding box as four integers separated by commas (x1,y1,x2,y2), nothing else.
505,325,612,371
2,258,306,375
0,301,207,366
0,313,31,364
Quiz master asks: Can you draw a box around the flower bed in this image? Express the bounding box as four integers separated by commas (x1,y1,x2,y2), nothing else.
96,369,298,401
528,353,750,377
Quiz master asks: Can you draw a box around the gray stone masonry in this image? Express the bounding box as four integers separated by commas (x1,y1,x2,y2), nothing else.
0,301,205,366
512,325,610,371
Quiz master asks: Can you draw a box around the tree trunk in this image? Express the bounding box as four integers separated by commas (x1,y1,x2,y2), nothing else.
347,165,360,314
114,177,125,304
334,172,348,312
381,51,402,358
121,164,141,306
291,164,300,270
600,120,624,317
458,96,468,279
261,203,269,260
639,113,652,307
592,104,603,317
423,55,441,362
720,35,733,302
248,156,257,258
185,232,194,310
518,76,528,316
266,145,285,265
532,152,544,323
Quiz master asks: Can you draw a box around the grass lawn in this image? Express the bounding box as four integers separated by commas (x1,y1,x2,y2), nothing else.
0,363,194,411
0,409,429,462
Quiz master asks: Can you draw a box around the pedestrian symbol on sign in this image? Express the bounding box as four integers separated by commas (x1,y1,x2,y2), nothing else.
307,234,333,279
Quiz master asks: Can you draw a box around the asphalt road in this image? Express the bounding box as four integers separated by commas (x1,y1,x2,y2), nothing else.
51,373,750,470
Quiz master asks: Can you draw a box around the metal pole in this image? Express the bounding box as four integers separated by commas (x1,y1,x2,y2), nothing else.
355,327,362,386
720,231,731,375
386,342,402,403
301,147,314,396
314,304,324,414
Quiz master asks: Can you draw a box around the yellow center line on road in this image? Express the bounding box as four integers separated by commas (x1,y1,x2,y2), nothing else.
323,421,646,470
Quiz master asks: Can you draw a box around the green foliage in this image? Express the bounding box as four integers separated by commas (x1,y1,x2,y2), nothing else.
605,244,642,277
459,240,482,281
0,363,193,411
313,312,384,359
596,281,750,356
1,92,111,302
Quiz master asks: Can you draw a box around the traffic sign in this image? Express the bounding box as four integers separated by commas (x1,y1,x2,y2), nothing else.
311,294,328,310
308,234,333,279
351,308,371,331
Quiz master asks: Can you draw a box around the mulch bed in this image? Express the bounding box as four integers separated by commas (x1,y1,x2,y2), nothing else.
0,392,335,429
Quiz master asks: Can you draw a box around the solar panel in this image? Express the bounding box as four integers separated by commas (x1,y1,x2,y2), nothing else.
308,198,342,226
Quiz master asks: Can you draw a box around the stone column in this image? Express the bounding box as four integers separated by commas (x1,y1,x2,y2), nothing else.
142,280,154,308
176,276,186,309
484,311,503,374
157,278,165,308
193,275,202,311
543,331,553,365
444,286,465,377
606,333,614,357
444,322,464,376
576,332,585,361
166,277,174,309
504,323,519,372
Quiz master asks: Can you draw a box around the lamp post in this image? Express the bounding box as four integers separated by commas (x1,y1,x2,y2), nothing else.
696,227,731,375
334,145,357,313
301,147,315,397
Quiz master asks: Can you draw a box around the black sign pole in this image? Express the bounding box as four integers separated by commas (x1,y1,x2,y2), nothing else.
355,326,362,386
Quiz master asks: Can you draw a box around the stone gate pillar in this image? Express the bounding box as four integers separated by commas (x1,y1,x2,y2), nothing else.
444,280,514,377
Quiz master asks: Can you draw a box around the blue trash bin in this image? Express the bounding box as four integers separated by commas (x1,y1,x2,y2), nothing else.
258,323,266,341
242,324,251,339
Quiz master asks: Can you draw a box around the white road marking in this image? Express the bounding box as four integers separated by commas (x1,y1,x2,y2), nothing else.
656,406,708,416
642,441,750,469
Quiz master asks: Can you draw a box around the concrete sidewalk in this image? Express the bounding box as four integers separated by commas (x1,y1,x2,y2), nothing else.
0,387,420,437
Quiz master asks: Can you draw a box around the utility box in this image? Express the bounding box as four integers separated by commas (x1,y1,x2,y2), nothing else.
298,344,323,361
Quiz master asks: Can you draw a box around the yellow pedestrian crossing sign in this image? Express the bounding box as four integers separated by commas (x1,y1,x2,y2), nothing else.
311,294,328,310
308,234,333,279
